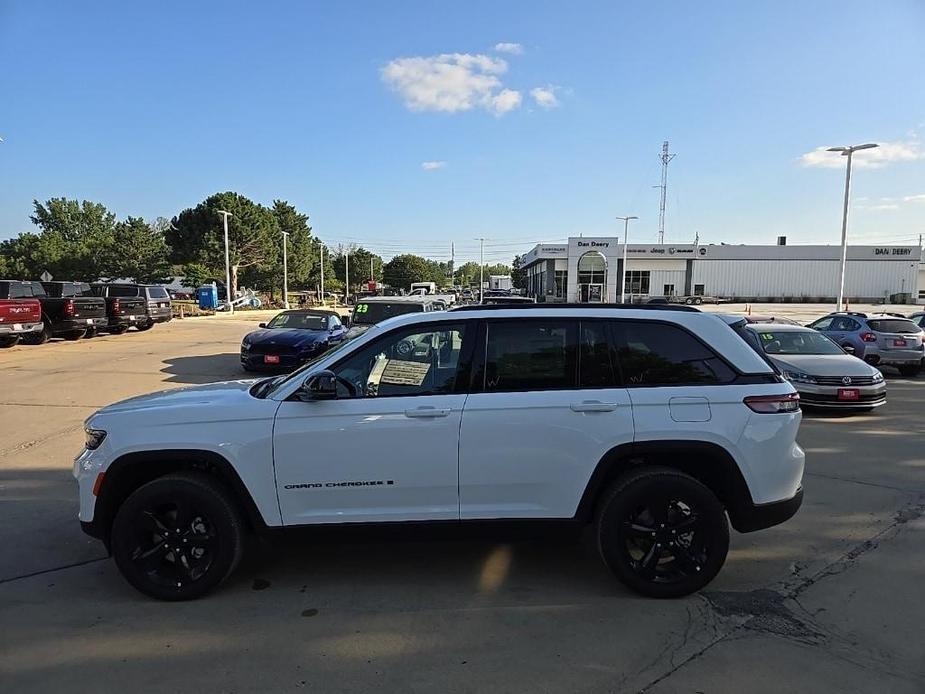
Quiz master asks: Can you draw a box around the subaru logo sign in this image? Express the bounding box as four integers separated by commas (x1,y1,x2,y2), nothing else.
842,376,852,385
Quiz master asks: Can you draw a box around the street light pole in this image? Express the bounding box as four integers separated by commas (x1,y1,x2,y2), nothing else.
474,237,486,303
828,143,878,310
345,248,350,305
217,210,233,313
318,241,325,307
281,231,289,309
616,216,638,303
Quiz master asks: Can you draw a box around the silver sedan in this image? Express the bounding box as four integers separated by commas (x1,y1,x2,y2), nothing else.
745,324,886,410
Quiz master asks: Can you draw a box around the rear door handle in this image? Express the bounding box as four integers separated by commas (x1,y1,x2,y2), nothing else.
404,407,451,418
570,401,619,412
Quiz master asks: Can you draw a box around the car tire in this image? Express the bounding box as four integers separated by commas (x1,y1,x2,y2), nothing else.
136,321,154,331
898,364,921,377
0,335,19,348
684,298,694,305
84,328,97,338
64,330,86,341
21,321,51,345
596,466,729,599
108,326,128,335
693,297,703,305
110,472,245,601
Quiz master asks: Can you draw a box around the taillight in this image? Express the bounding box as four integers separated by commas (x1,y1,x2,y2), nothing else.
744,392,800,413
64,299,75,316
112,298,121,315
861,332,877,343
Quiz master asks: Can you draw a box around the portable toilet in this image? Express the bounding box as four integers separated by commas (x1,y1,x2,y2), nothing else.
197,283,218,309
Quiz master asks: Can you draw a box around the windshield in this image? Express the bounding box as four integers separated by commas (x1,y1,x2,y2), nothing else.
351,302,423,325
866,319,921,334
266,312,328,330
752,329,844,355
255,329,369,398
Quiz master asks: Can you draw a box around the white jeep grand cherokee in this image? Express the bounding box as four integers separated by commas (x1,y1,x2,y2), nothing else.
75,304,804,600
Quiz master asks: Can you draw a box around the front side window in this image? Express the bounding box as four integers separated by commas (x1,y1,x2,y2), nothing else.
484,320,577,392
332,324,468,398
809,316,834,331
613,321,736,385
830,317,859,332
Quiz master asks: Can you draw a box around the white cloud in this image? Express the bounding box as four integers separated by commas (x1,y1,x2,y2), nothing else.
857,203,900,211
902,193,925,203
494,42,523,55
421,161,446,171
530,86,560,109
381,53,522,116
799,139,924,169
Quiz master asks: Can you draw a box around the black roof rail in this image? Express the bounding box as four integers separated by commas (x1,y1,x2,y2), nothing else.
449,302,701,313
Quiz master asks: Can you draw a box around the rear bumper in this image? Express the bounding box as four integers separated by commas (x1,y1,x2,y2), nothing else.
147,307,173,323
0,321,42,334
862,346,923,366
106,314,144,328
732,486,803,533
56,317,108,332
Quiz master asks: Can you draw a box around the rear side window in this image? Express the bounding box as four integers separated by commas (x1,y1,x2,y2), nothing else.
579,321,616,387
613,321,736,386
867,319,920,334
0,282,24,299
147,287,170,299
830,317,860,331
485,320,577,392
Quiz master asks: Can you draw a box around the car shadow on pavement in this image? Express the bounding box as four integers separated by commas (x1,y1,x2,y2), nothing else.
160,354,245,384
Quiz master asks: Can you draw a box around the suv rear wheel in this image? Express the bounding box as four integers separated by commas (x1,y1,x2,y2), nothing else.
898,364,921,377
596,466,729,598
110,472,245,600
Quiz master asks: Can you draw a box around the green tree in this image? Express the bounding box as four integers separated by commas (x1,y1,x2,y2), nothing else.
181,263,212,289
511,254,526,290
272,200,316,289
383,254,431,290
108,216,172,282
26,198,117,281
166,192,279,297
333,245,384,292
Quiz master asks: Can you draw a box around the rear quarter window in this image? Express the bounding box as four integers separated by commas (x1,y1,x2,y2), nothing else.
613,321,737,386
147,287,170,299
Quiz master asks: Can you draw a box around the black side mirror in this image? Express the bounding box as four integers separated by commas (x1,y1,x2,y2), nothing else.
842,344,856,355
258,322,267,328
302,370,337,400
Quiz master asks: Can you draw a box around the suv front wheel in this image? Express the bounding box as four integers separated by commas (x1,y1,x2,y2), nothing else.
596,466,729,598
111,472,245,600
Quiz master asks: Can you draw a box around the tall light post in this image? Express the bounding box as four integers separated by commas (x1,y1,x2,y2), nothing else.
344,248,350,305
217,210,233,313
317,239,325,307
827,143,878,310
474,237,487,303
281,231,290,309
616,216,638,303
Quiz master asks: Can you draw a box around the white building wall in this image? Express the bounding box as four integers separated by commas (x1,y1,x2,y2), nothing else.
692,259,917,299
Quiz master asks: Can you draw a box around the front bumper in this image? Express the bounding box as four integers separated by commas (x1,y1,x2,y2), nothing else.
0,321,42,335
733,487,803,533
795,382,887,409
241,351,310,372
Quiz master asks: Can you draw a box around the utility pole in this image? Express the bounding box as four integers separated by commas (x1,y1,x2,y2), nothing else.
281,231,289,309
656,140,676,245
616,216,638,303
474,237,487,303
827,143,879,310
317,240,325,307
217,210,233,313
450,242,455,284
345,248,350,305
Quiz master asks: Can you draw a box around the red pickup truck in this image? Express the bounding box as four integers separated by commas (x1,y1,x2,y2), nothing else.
0,282,43,347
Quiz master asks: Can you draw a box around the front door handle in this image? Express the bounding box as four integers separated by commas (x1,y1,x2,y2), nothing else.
570,401,619,412
404,407,451,418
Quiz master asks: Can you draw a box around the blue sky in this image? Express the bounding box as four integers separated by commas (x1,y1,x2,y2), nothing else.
1,0,924,264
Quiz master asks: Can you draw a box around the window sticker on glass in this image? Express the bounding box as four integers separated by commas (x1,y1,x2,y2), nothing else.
761,333,774,341
380,360,431,386
356,304,369,313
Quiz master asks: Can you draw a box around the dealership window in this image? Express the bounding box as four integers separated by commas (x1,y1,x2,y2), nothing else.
693,284,705,296
555,270,567,298
484,320,577,392
612,321,735,385
663,284,675,297
624,271,650,295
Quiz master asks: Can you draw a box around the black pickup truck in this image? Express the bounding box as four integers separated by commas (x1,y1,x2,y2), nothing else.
92,284,172,331
89,283,148,334
17,281,108,342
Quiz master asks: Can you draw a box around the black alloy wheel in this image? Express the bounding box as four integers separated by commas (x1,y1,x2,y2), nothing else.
597,466,729,598
64,330,87,340
135,321,153,331
111,473,244,600
0,336,19,348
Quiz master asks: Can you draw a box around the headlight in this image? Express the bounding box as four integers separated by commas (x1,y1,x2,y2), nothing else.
783,371,817,384
85,427,107,450
872,371,884,383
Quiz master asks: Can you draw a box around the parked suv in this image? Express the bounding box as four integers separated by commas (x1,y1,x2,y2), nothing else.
90,283,149,333
807,312,924,376
75,305,804,600
92,284,172,330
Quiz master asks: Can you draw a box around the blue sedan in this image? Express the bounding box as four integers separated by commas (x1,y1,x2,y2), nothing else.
240,310,348,372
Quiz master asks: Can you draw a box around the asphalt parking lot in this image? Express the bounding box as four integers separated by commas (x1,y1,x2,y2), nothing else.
1,317,923,693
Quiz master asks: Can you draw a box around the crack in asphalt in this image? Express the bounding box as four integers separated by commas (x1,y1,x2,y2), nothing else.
635,498,925,693
0,556,109,585
804,470,925,494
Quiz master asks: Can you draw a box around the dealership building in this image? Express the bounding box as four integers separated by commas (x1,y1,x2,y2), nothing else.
521,238,924,304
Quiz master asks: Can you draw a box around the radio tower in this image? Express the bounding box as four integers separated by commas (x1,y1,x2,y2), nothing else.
656,140,676,245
